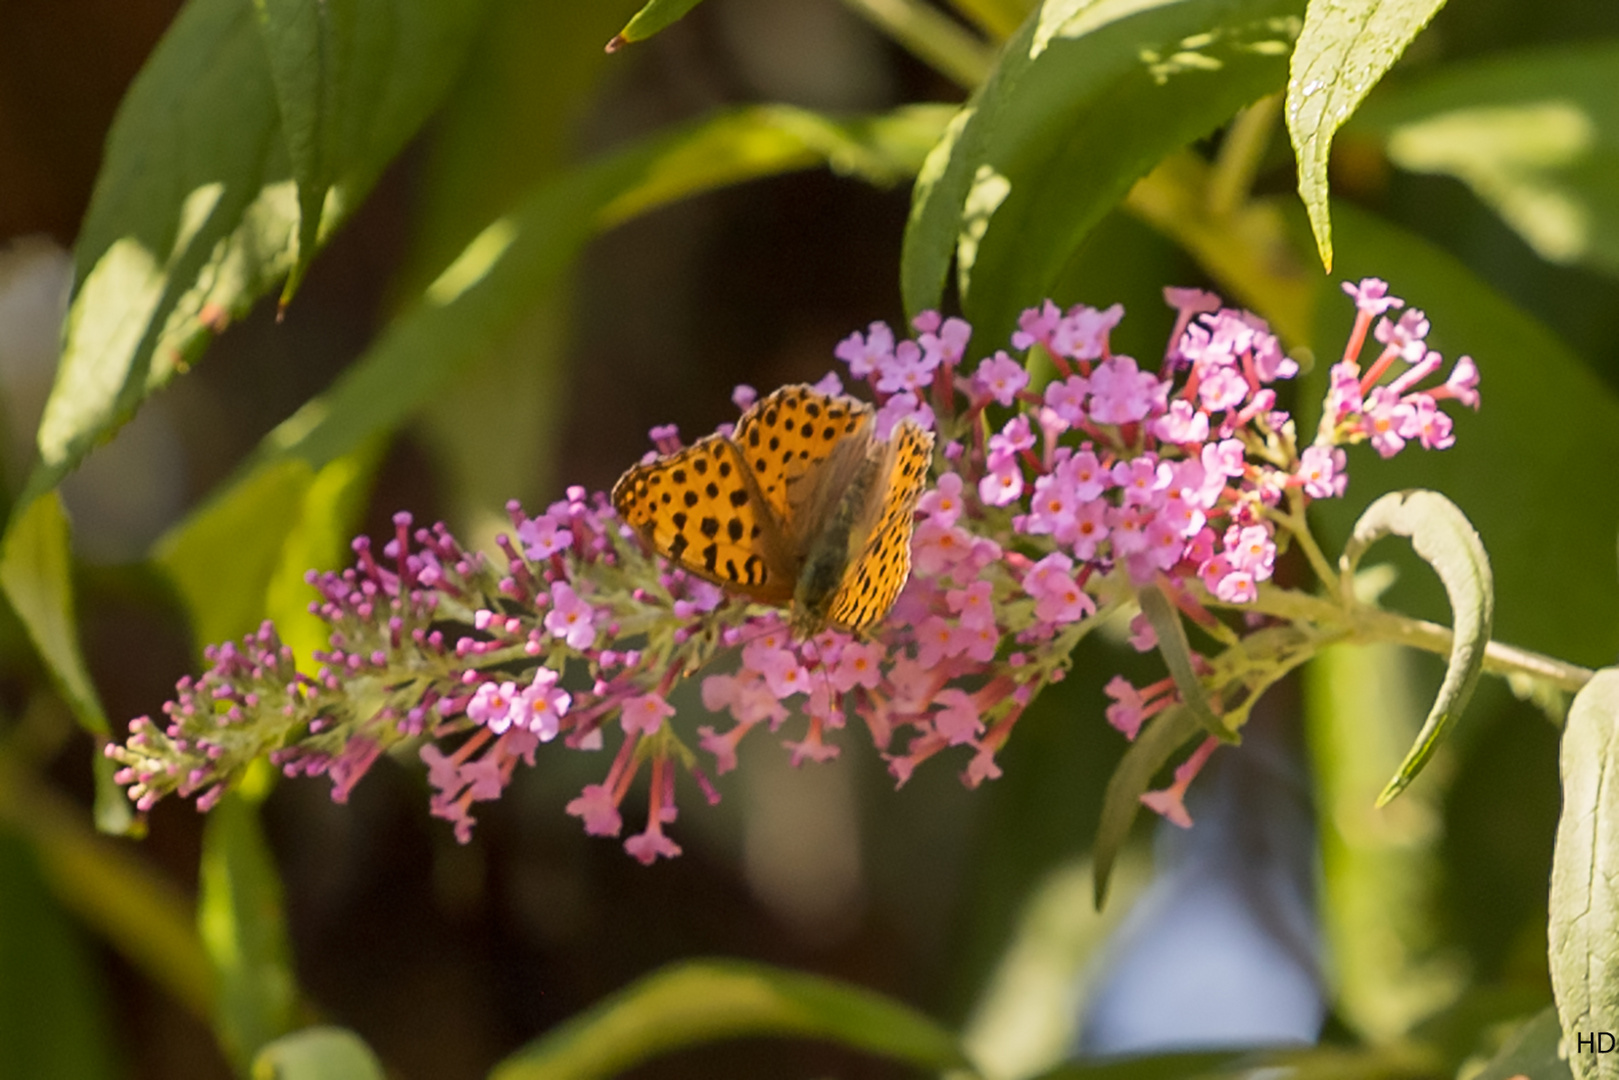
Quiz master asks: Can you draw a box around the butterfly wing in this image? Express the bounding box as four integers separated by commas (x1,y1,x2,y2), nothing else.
612,434,796,604
826,419,935,633
731,385,874,522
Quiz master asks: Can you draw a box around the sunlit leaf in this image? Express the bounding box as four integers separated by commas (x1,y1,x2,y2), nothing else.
1286,0,1448,270
489,958,969,1080
1353,43,1619,277
252,1027,385,1080
1339,490,1493,804
35,0,483,498
251,0,486,301
200,792,299,1072
1550,668,1619,1080
902,0,1303,349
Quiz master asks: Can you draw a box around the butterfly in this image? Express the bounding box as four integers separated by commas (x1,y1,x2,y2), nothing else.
612,384,935,638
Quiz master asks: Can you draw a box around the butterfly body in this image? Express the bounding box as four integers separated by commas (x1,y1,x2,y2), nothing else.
612,384,934,637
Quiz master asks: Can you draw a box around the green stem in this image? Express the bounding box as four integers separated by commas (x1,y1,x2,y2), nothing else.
1278,491,1339,591
1248,585,1595,694
838,0,995,88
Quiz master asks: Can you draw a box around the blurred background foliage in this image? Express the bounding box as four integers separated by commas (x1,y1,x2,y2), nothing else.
0,0,1615,1076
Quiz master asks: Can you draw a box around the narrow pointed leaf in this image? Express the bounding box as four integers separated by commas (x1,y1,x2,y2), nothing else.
1339,490,1493,804
610,0,705,50
489,958,969,1080
901,0,1303,348
251,0,336,301
1550,669,1619,1080
1285,0,1448,270
1092,705,1201,908
252,1027,385,1080
0,494,104,735
0,494,131,832
1137,585,1237,742
199,792,299,1072
250,0,486,303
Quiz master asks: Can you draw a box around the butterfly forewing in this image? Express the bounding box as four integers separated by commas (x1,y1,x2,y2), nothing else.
826,419,935,632
732,385,873,522
611,435,795,604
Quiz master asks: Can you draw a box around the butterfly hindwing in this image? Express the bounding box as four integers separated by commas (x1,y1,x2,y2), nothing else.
827,419,935,633
611,435,795,604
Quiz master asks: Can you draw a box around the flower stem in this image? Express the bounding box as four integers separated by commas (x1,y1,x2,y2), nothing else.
1247,584,1595,694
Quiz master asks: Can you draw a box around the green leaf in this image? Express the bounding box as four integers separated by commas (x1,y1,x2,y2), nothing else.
1286,0,1448,270
0,494,104,735
156,103,951,631
1469,1008,1572,1080
488,958,970,1080
199,791,299,1072
1550,668,1619,1080
35,0,482,498
1306,202,1619,669
251,1027,385,1080
0,832,117,1080
609,0,705,51
1303,643,1465,1040
152,446,377,666
250,0,488,302
1136,585,1237,742
0,494,130,831
154,458,314,652
261,449,380,666
901,0,1303,348
1352,43,1619,277
1091,704,1200,908
1339,490,1493,805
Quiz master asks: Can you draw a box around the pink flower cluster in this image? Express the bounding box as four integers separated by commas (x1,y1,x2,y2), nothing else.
108,279,1477,857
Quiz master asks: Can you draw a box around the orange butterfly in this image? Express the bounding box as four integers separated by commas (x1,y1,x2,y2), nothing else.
612,384,934,637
